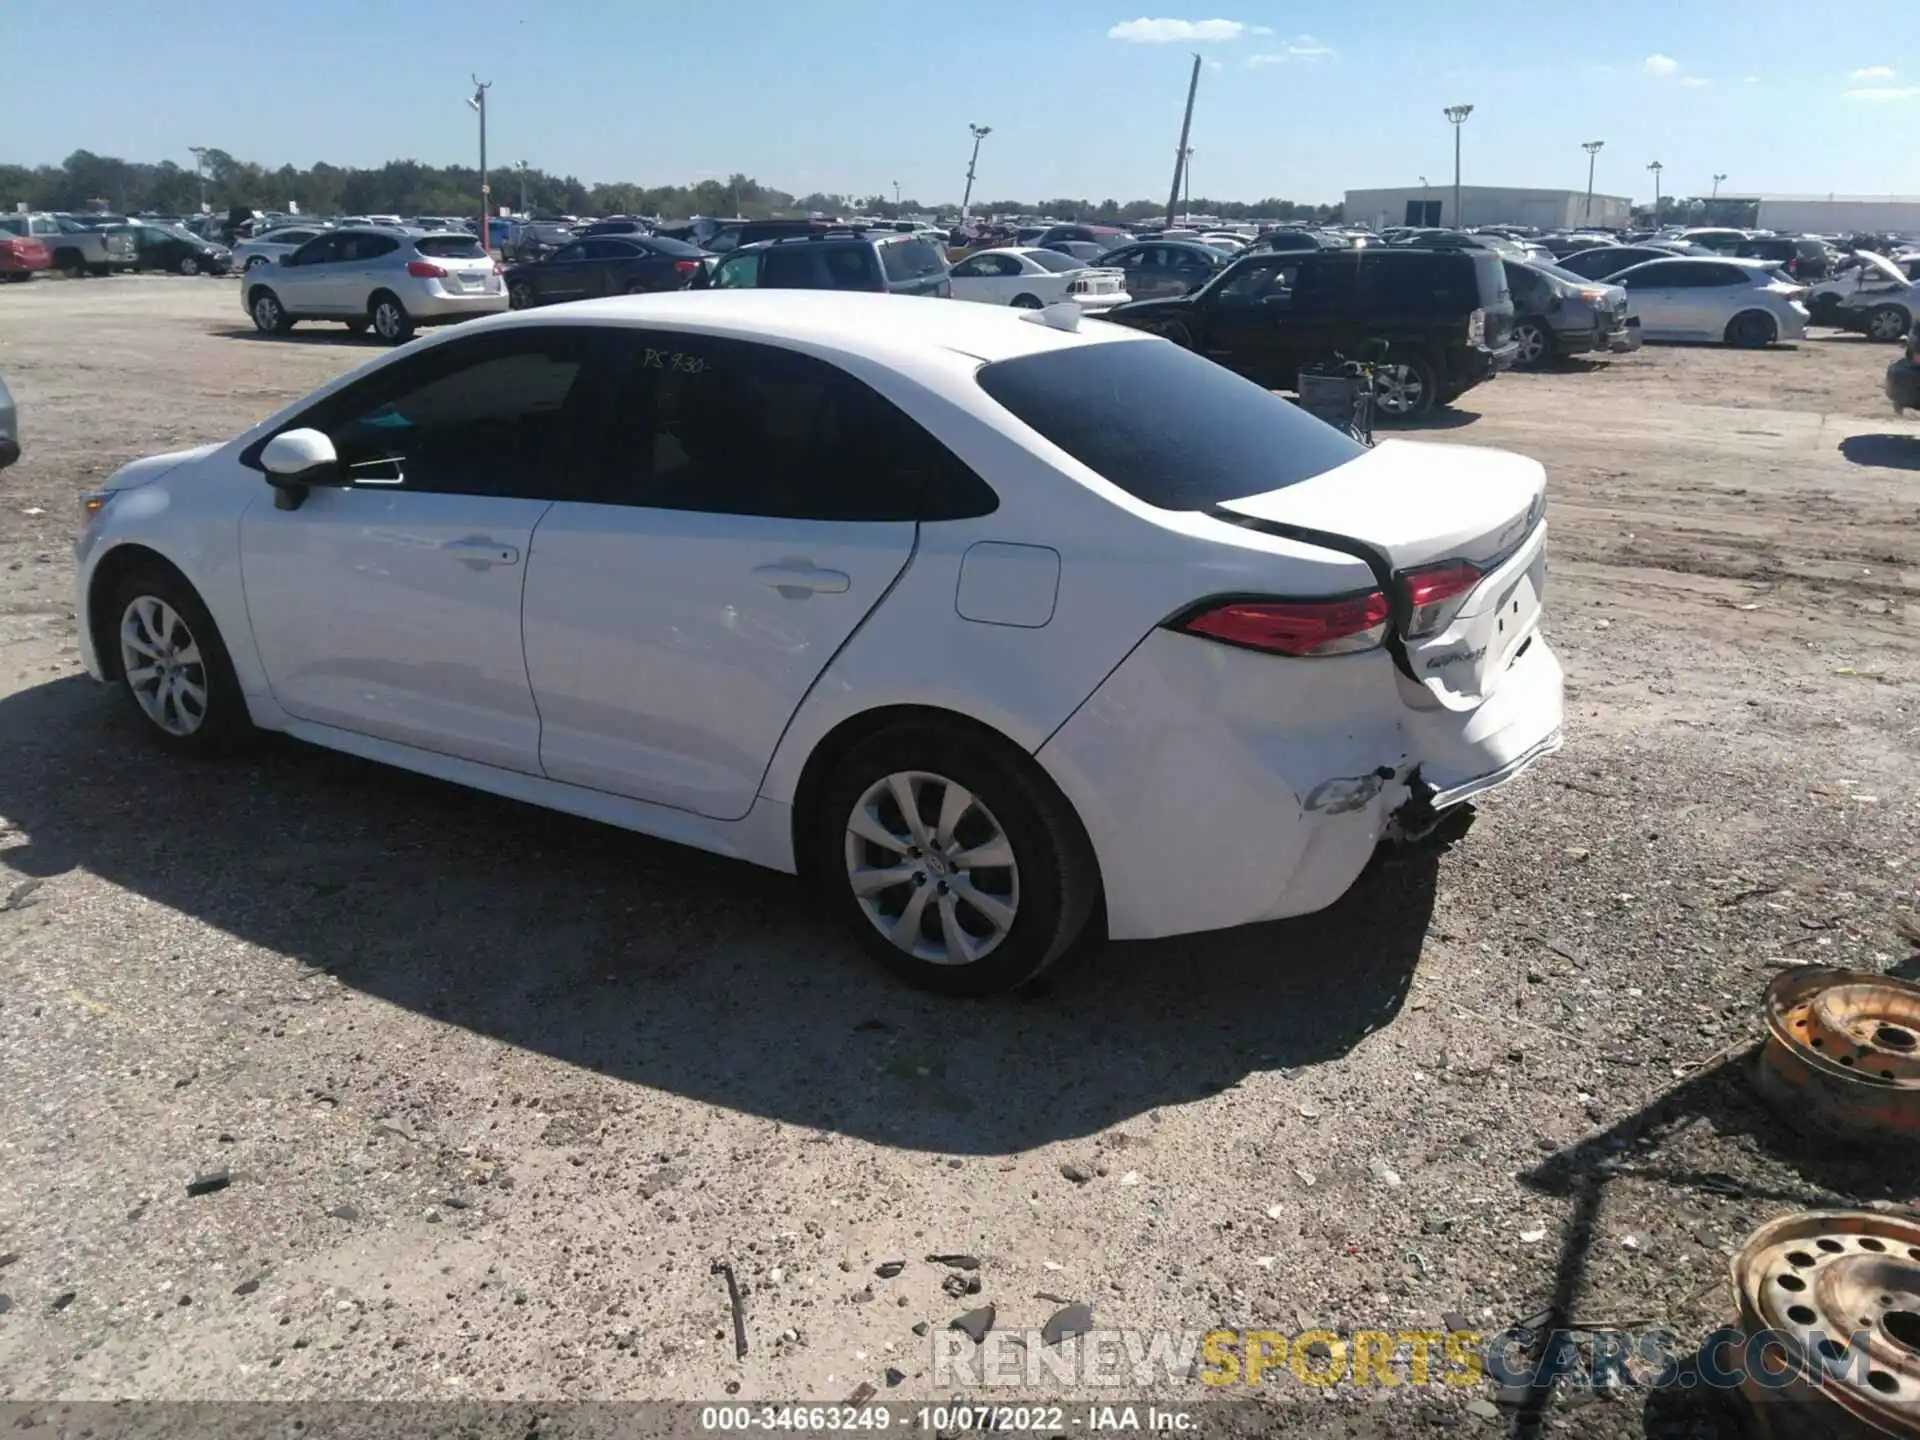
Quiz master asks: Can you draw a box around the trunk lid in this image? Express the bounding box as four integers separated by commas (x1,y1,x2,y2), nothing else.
1216,438,1547,704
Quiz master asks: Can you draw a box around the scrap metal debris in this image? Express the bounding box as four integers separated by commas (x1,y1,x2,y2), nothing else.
925,1253,979,1270
949,1304,995,1345
873,1260,905,1279
1754,966,1920,1145
184,1171,231,1198
710,1259,747,1359
1041,1302,1093,1347
1727,1210,1920,1436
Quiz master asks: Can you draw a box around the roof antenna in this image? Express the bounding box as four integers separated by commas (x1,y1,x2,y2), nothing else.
1018,301,1082,332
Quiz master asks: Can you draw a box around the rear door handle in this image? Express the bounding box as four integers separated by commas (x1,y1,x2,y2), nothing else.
444,538,521,567
753,560,850,597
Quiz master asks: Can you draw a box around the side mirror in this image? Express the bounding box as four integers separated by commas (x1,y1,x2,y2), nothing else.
259,428,337,509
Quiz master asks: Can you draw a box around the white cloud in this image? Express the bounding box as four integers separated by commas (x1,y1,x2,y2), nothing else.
1850,65,1895,81
1743,75,1759,83
1246,35,1334,65
1642,53,1680,76
1843,84,1920,101
1107,17,1253,42
1680,76,1711,87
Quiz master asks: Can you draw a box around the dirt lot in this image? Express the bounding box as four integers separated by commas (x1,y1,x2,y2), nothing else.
0,276,1915,1435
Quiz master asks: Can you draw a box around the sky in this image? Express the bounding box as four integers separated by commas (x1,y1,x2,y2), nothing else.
3,1,1917,207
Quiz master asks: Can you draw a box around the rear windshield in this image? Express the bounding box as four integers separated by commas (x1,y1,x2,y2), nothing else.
643,235,705,258
976,339,1366,510
1026,249,1080,273
881,237,949,281
416,235,488,258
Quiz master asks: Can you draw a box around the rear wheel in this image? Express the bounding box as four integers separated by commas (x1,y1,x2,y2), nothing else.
1724,311,1777,349
1866,304,1910,342
1374,354,1438,419
1511,319,1551,368
813,723,1098,996
55,249,87,279
369,293,414,344
110,564,254,757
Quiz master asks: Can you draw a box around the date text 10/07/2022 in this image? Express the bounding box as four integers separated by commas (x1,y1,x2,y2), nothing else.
698,1405,1198,1431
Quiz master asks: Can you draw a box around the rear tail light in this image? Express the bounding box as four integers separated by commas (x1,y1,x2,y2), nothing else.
673,260,699,275
406,260,448,278
1175,593,1390,657
1467,307,1486,345
1401,560,1483,638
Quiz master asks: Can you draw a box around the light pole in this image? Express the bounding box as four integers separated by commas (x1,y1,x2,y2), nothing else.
1443,104,1473,228
516,160,529,217
1182,146,1194,219
1646,160,1664,225
960,123,991,223
188,146,209,214
1582,140,1604,222
1712,172,1726,200
893,180,900,209
467,76,492,250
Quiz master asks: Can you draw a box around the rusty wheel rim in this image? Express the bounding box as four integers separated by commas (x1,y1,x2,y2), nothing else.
1758,967,1920,1144
1732,1211,1920,1431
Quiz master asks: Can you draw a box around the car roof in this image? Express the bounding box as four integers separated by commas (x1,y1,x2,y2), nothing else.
463,290,1147,366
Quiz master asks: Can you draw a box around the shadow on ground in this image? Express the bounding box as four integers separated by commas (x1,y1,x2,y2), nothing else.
1380,406,1482,432
0,675,1436,1153
1838,433,1920,469
209,326,382,347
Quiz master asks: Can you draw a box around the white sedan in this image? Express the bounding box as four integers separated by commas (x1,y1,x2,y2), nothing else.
1606,256,1809,346
231,225,332,272
73,292,1563,995
948,247,1129,311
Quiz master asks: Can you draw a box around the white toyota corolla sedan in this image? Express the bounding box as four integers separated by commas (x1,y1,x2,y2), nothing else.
73,292,1563,994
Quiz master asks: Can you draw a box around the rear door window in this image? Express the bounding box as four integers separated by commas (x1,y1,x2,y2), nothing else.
826,245,882,290
762,246,824,288
977,338,1365,510
881,237,947,281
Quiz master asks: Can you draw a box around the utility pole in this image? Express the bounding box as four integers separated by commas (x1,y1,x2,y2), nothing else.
960,123,991,222
893,180,900,209
1647,160,1664,225
516,161,529,217
188,146,209,214
1166,53,1202,230
1182,147,1194,220
467,76,492,250
1582,140,1604,221
1444,105,1473,228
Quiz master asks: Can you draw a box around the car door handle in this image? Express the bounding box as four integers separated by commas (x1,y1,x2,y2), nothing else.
753,561,850,597
444,538,521,567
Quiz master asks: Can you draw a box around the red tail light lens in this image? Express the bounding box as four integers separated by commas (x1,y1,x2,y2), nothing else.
1401,561,1482,637
1176,593,1390,657
673,259,699,275
406,260,448,278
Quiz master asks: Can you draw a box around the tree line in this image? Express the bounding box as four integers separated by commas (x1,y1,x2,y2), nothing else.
0,149,1342,225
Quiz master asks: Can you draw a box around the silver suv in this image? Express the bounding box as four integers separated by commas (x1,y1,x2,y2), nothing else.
242,228,507,343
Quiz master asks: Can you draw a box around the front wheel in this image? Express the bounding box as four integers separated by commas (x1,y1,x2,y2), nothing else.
250,290,293,334
508,281,537,309
813,724,1099,996
176,255,201,277
1374,355,1438,418
1511,319,1550,368
110,566,254,757
1724,311,1777,349
1866,304,1910,342
1011,293,1043,309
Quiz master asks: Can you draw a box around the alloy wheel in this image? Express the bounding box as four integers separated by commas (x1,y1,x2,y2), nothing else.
1869,307,1909,341
179,256,200,277
373,301,404,340
119,595,208,737
844,771,1020,966
1513,323,1546,365
1375,363,1426,416
251,294,281,332
509,282,535,310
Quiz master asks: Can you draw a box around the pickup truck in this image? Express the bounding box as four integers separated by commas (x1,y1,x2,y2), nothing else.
0,213,137,277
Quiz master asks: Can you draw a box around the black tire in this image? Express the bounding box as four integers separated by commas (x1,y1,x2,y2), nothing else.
176,255,201,277
1011,293,1043,309
108,562,255,758
812,722,1099,997
88,264,111,278
1865,304,1910,343
508,280,538,310
369,292,414,344
249,289,293,334
55,249,87,279
343,318,369,336
1374,353,1438,419
1511,319,1552,369
1724,310,1777,349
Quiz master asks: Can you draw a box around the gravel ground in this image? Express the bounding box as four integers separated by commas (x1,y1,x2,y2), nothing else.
0,276,1916,1437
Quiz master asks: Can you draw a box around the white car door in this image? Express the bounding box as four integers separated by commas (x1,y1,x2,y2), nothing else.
521,331,990,820
950,251,1022,305
239,327,603,772
1618,261,1694,339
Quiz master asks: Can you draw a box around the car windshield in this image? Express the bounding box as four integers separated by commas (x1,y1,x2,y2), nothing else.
976,338,1366,510
1025,250,1080,273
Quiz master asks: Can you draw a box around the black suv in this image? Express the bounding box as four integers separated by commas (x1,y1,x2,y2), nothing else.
1104,247,1516,417
703,228,950,296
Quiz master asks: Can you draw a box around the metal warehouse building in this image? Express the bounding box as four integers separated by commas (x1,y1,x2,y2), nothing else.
1749,195,1920,235
1344,185,1632,231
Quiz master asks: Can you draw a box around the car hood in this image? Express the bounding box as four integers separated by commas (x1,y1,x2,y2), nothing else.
1853,251,1909,286
107,442,221,490
1105,295,1196,323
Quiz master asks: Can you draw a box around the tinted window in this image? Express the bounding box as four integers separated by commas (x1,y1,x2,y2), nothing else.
289,235,341,265
1704,263,1754,285
1619,261,1690,287
641,235,705,259
587,335,996,521
321,334,592,496
825,245,882,290
1025,250,1080,274
977,338,1365,510
881,237,948,281
550,242,587,263
337,233,399,261
416,234,488,259
581,238,638,260
1210,259,1294,304
762,246,825,288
